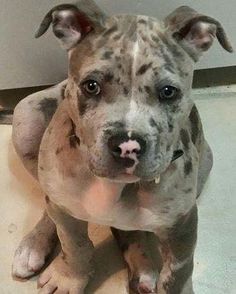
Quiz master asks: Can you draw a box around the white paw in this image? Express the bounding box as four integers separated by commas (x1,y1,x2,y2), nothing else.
130,273,157,294
38,253,89,294
12,231,56,279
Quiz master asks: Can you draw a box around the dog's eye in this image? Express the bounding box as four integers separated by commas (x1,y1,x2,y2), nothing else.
83,80,101,96
159,86,179,101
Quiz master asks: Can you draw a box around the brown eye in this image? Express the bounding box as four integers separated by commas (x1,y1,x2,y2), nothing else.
159,86,180,101
83,80,101,96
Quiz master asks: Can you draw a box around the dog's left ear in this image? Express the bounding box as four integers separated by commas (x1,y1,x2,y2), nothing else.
35,0,107,50
164,6,233,61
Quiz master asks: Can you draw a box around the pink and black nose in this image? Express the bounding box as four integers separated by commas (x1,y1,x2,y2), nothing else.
107,133,146,167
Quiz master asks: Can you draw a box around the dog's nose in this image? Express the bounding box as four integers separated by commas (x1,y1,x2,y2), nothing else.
108,133,146,164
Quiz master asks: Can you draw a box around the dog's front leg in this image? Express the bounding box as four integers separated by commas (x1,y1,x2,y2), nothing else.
38,198,94,294
156,206,197,294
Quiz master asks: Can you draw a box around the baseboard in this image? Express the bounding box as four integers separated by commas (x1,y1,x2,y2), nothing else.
192,66,236,88
0,85,49,125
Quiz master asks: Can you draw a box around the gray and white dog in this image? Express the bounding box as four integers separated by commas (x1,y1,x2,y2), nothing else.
12,1,233,293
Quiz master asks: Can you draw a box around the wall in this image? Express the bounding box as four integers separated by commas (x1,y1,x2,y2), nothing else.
0,0,235,90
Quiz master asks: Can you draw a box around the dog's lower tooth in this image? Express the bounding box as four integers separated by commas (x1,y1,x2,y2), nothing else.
155,176,160,184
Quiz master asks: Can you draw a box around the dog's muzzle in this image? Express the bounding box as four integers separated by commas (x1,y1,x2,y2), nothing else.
107,132,146,173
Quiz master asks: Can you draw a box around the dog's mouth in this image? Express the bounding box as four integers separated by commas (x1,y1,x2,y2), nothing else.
92,149,184,184
110,173,141,184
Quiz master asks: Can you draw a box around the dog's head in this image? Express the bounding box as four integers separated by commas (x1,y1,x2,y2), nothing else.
36,0,233,183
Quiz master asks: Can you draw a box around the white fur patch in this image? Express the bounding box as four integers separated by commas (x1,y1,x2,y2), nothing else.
126,99,139,126
126,40,140,126
59,10,73,19
133,41,140,69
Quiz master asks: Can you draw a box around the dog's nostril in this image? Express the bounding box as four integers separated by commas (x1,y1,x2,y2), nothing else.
112,147,122,156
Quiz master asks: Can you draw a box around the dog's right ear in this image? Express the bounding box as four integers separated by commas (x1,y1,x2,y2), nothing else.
35,0,107,50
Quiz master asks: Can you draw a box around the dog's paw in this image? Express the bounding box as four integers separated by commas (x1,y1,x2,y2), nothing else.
130,274,157,294
12,230,56,279
37,253,89,294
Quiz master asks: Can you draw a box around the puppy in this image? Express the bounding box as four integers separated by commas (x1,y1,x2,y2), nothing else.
12,1,233,293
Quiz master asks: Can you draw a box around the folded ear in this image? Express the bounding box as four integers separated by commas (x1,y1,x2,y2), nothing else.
35,0,107,50
164,6,233,61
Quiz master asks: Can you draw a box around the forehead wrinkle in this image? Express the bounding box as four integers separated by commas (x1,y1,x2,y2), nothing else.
125,33,142,127
131,39,140,97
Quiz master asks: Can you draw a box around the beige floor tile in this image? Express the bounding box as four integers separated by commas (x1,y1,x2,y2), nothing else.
0,126,128,294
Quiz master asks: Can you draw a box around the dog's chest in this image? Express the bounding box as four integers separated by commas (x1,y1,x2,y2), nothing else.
40,167,192,232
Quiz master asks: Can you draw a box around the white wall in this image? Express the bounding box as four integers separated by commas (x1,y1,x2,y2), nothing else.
0,0,235,90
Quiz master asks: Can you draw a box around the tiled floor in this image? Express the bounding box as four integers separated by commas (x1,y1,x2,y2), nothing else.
0,86,235,293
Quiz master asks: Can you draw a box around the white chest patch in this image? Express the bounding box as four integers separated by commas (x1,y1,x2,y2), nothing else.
80,180,123,218
40,155,195,232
